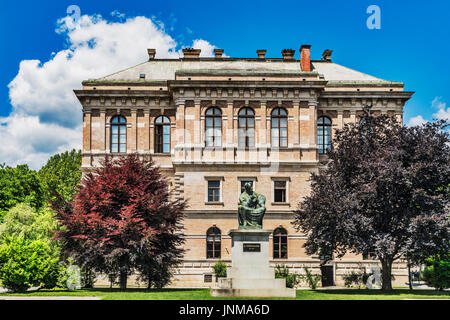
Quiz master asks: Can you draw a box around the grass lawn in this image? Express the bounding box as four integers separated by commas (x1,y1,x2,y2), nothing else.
0,288,449,300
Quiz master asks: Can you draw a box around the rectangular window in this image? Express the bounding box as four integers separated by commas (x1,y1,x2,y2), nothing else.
111,124,126,153
274,181,286,203
207,180,220,202
155,125,170,153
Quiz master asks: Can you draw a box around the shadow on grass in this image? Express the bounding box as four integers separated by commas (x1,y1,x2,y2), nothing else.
26,287,207,294
316,289,448,296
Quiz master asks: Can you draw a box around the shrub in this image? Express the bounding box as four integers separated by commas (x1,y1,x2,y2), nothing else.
343,269,372,289
213,261,227,279
275,265,300,288
421,254,450,291
303,267,321,290
0,235,63,292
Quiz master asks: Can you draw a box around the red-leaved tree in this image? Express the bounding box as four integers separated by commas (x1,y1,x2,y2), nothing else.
54,154,186,289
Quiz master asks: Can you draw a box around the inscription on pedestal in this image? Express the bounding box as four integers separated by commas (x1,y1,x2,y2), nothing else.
243,243,261,252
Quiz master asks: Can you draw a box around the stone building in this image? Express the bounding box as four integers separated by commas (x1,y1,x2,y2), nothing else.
74,45,414,287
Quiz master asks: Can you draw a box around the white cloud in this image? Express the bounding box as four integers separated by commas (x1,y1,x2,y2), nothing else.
191,39,228,57
111,10,126,20
2,13,218,170
406,97,449,127
192,39,216,57
432,96,449,121
407,115,427,127
0,115,81,169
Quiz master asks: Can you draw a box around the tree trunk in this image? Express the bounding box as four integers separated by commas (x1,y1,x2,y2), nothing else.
119,271,127,290
381,258,393,291
147,269,155,289
407,262,413,290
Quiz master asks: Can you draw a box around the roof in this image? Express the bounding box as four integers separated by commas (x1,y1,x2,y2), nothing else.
91,59,397,84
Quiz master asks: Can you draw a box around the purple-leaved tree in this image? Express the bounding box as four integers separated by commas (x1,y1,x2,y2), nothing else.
293,108,449,290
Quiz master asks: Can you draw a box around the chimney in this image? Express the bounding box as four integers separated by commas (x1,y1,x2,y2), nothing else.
281,49,295,60
322,49,333,61
147,48,156,60
214,49,224,58
300,45,311,71
256,49,267,59
182,48,201,59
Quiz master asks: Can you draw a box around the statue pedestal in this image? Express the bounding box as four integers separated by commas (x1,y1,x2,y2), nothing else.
211,229,296,298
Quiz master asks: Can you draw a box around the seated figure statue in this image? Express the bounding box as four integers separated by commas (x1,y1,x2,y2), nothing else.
238,182,266,229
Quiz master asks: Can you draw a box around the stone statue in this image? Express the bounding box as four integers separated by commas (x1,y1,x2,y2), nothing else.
238,182,266,229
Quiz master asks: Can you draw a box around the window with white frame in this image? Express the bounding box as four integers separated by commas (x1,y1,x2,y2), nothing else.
205,177,223,203
272,178,289,203
205,107,222,147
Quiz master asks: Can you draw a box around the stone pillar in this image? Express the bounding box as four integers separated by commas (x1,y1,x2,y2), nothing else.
175,99,185,161
260,101,267,146
83,111,91,152
105,112,111,153
143,109,150,152
99,109,106,152
308,100,318,146
225,101,234,162
350,110,356,124
193,100,201,161
136,110,147,152
149,111,155,153
292,101,300,146
129,110,137,152
193,100,201,145
337,110,344,130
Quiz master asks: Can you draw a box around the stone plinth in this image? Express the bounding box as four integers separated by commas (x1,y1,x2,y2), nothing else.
211,229,296,298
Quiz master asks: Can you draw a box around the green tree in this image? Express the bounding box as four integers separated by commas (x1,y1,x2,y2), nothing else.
0,235,62,292
38,149,82,203
421,253,450,291
0,203,61,245
0,164,45,221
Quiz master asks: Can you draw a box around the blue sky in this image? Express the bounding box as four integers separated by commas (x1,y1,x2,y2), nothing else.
0,0,449,168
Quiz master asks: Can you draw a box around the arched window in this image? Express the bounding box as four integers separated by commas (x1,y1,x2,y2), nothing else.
111,115,127,153
317,116,332,154
273,227,288,259
238,107,255,147
154,116,171,153
205,107,222,147
271,108,288,147
206,226,221,258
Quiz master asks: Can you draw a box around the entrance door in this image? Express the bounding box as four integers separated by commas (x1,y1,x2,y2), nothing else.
320,265,335,287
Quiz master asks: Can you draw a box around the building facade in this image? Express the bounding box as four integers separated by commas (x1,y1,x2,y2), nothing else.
75,45,414,287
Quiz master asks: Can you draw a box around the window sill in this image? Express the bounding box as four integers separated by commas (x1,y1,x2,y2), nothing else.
205,202,224,206
271,202,290,206
152,153,171,156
